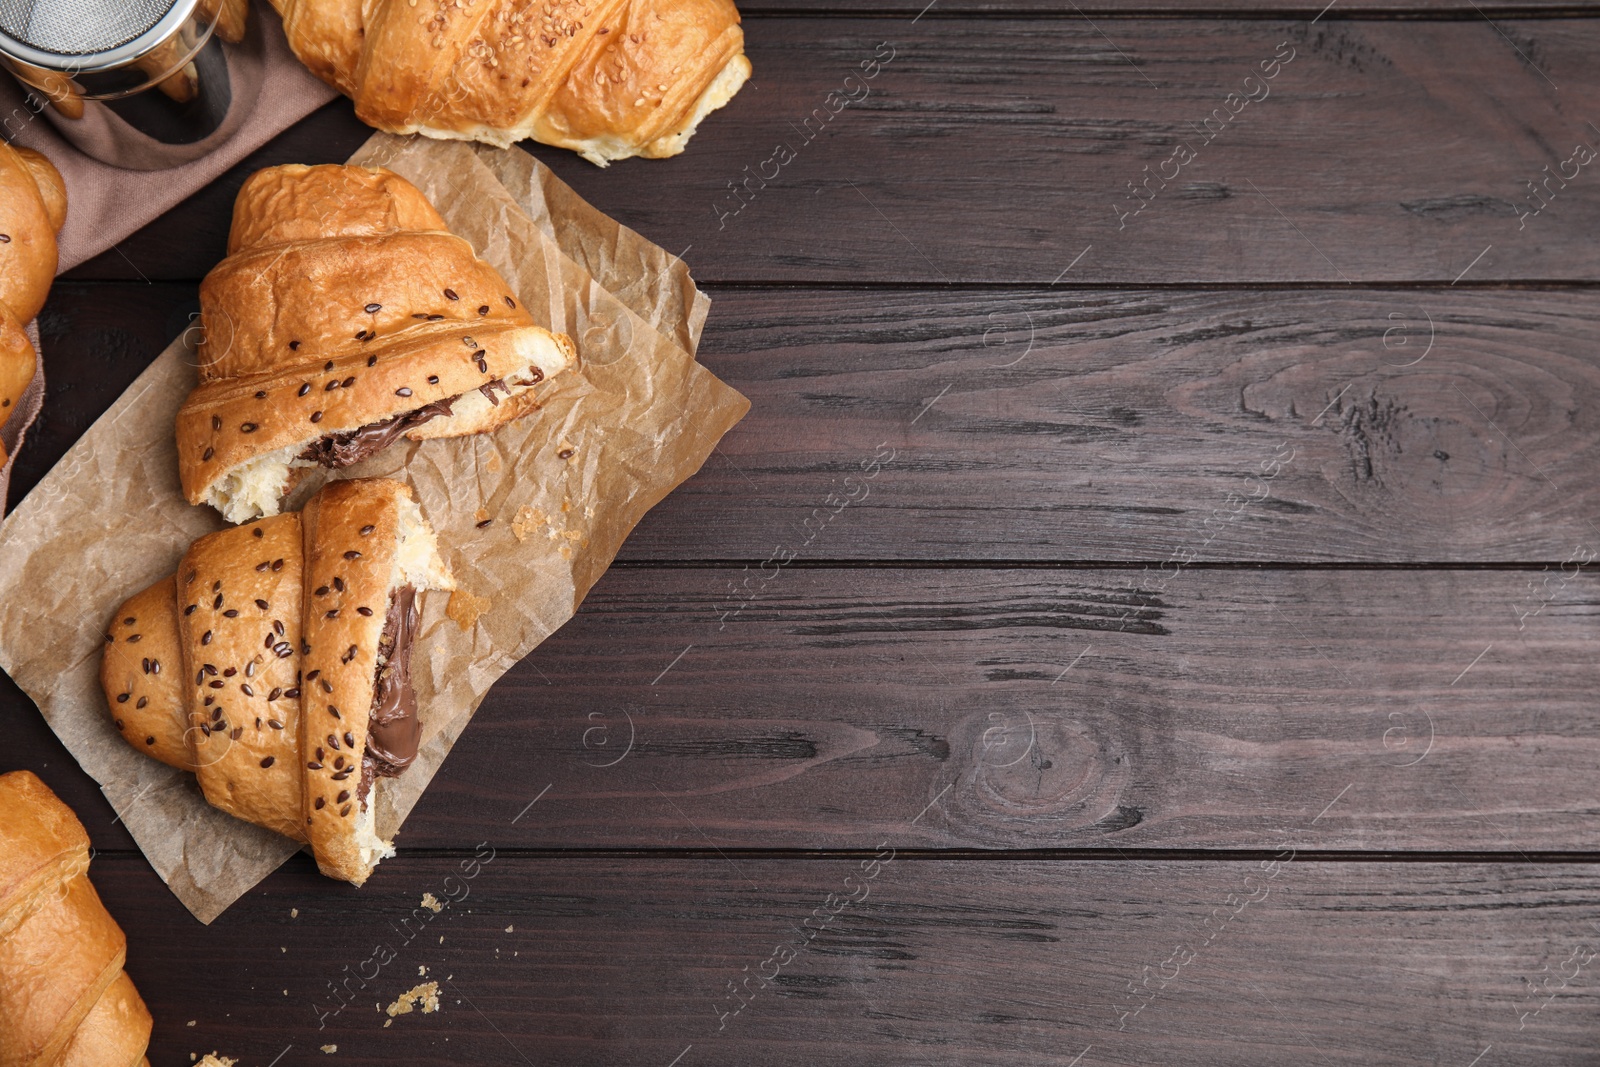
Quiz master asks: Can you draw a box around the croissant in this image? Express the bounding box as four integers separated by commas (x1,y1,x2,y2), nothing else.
177,163,574,523
101,477,454,885
0,142,65,467
0,771,152,1067
269,0,752,166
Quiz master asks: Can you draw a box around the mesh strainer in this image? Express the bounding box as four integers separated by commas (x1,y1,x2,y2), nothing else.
0,0,181,58
0,0,245,165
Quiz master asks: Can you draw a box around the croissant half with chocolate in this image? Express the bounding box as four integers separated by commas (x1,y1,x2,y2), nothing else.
0,771,152,1067
178,163,575,523
101,478,454,885
0,141,65,465
269,0,751,165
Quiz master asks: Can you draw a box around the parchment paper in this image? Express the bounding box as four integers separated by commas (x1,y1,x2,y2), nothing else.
0,133,749,923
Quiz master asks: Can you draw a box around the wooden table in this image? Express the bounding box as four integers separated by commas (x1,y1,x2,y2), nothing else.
7,2,1600,1063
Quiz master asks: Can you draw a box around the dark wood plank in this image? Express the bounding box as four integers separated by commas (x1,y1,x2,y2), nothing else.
18,564,1597,854
30,283,1600,564
91,852,1600,1066
66,20,1600,285
114,564,1600,853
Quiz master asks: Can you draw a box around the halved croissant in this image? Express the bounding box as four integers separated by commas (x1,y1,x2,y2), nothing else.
101,478,454,886
177,164,574,524
0,143,65,468
269,0,752,166
0,771,152,1067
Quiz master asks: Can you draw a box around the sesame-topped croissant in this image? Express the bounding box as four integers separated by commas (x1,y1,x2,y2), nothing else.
268,0,751,166
176,163,575,524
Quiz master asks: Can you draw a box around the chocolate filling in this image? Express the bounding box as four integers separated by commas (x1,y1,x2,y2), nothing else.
360,585,420,804
299,399,456,469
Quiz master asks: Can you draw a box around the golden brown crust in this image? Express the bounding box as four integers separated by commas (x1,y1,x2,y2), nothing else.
178,164,573,516
0,142,61,327
0,773,149,1067
101,577,189,772
101,479,450,885
0,772,89,938
0,317,36,439
57,971,152,1067
226,164,446,256
299,479,407,883
176,515,308,843
271,0,749,163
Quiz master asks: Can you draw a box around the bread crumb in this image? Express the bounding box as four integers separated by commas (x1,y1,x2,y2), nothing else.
505,924,514,933
446,589,490,631
559,545,573,560
291,908,298,918
195,1055,237,1067
420,892,444,913
418,965,428,976
186,1020,196,1027
280,946,286,953
511,505,547,542
321,1045,337,1054
384,1019,393,1027
386,981,441,1018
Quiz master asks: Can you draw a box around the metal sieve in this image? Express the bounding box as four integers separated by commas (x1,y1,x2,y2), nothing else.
0,0,257,168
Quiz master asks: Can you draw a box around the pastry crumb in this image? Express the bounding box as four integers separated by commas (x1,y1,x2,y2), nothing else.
320,1045,337,1054
511,505,547,542
291,908,299,918
418,965,428,976
505,924,514,933
386,981,441,1018
446,589,490,631
186,1020,196,1027
194,1054,236,1067
420,892,444,913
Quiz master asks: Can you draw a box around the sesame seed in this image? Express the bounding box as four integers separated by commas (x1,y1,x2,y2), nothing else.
365,303,382,313
255,390,267,399
268,687,282,701
342,377,355,388
203,447,215,461
444,288,459,300
136,697,147,709
116,692,129,703
344,551,361,560
506,296,517,308
290,341,301,350
255,599,268,610
428,375,439,384
314,796,326,809
357,606,373,616
184,605,197,615
368,355,378,367
326,609,339,619
223,609,239,618
311,411,323,423
298,383,311,396
477,518,493,528
202,631,212,645
260,756,275,768
241,423,258,433
212,415,221,430
478,305,489,315
360,525,375,535
324,361,334,371
241,684,254,696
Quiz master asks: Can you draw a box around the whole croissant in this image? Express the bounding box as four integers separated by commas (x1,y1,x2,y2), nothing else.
0,142,65,467
101,478,454,886
0,771,152,1067
269,0,751,165
177,163,573,523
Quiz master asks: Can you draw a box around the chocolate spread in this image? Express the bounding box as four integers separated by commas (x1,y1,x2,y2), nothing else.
363,585,420,794
299,398,455,469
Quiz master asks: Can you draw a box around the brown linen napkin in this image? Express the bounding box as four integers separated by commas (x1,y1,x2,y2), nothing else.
0,3,336,272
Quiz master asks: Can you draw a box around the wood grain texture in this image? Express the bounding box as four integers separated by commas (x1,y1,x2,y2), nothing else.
88,852,1600,1066
19,565,1592,853
31,283,1600,564
65,20,1600,285
747,1,1600,10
